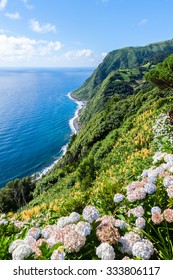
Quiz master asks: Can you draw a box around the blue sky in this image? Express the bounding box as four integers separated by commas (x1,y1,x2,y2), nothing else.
0,0,172,67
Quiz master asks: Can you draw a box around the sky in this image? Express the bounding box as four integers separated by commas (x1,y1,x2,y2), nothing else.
0,0,173,67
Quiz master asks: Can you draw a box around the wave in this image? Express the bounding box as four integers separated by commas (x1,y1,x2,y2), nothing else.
68,92,84,134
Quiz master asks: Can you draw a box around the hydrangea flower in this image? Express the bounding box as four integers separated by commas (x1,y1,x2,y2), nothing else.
151,206,161,214
126,181,144,193
151,212,164,224
166,185,173,198
153,152,165,163
32,239,48,258
135,217,146,229
82,206,99,223
163,208,173,223
9,240,27,254
164,154,173,164
132,240,154,260
51,247,65,260
26,227,41,240
114,219,128,230
163,176,173,188
128,206,144,217
96,243,115,260
144,183,156,194
24,236,36,246
146,177,156,184
75,222,91,237
69,212,80,223
113,193,125,203
0,219,8,225
119,232,141,254
127,188,146,202
42,225,57,239
63,231,86,253
12,244,33,260
96,222,120,245
57,217,71,228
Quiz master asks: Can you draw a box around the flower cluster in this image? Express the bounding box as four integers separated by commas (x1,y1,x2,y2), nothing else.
153,113,173,150
119,232,141,254
135,217,146,229
63,231,86,253
163,208,173,223
128,206,144,217
96,243,115,260
57,212,80,228
96,222,120,245
132,239,154,260
82,206,99,223
113,193,125,203
51,247,65,260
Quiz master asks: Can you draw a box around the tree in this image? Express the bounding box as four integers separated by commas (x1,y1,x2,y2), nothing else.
145,55,173,89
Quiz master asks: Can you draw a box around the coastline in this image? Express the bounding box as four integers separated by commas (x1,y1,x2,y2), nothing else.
68,92,85,134
33,91,85,181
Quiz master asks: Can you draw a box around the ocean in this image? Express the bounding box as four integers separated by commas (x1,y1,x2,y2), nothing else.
0,68,94,188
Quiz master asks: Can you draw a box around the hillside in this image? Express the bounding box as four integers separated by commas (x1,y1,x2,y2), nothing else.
1,40,173,260
73,39,173,123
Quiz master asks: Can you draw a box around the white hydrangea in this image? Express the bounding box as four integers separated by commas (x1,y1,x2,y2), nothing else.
57,217,71,228
166,185,173,198
164,154,173,164
12,244,33,260
146,176,156,184
26,227,41,240
119,232,141,254
132,240,154,260
82,206,99,223
75,222,91,236
24,236,36,246
128,206,145,218
114,219,128,230
51,248,65,260
141,169,148,177
42,225,57,239
163,176,173,188
127,188,146,203
113,193,125,203
9,240,27,254
69,212,80,223
151,206,161,214
144,183,156,194
0,219,8,225
153,152,165,163
135,217,146,229
96,243,115,260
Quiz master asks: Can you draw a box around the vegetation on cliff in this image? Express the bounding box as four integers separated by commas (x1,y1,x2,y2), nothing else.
1,40,173,260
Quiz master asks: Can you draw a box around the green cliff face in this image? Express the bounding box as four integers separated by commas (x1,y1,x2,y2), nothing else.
73,39,173,123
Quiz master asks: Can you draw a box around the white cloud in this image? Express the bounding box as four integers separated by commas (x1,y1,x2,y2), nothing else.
0,34,62,63
0,0,7,10
65,49,93,60
101,52,107,58
138,19,148,26
5,12,20,20
21,0,33,10
30,19,56,33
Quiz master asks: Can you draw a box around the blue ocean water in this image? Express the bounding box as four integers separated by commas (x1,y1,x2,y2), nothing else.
0,68,93,188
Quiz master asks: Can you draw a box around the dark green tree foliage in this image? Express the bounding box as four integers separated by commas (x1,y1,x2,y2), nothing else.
0,177,35,212
76,155,95,190
145,54,173,88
